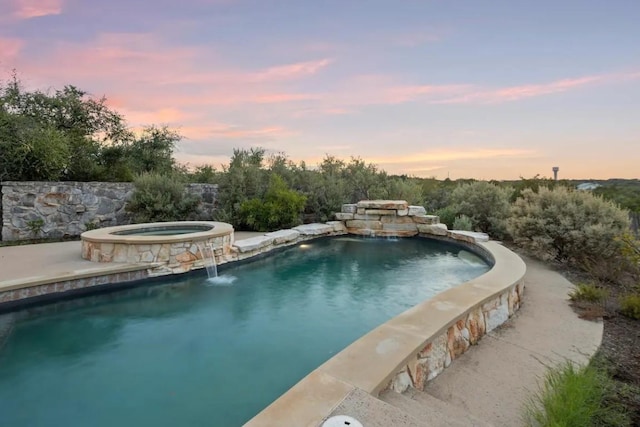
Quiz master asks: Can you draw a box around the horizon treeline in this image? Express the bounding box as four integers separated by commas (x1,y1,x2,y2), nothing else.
2,75,639,224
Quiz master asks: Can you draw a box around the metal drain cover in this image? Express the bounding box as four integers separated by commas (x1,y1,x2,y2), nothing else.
322,415,363,427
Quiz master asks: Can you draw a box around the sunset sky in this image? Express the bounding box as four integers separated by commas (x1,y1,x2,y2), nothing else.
1,0,639,179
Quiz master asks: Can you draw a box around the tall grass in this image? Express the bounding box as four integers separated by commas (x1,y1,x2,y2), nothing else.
524,361,630,427
569,283,609,303
620,294,640,319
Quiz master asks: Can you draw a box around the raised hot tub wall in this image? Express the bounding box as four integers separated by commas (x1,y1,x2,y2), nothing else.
80,221,234,275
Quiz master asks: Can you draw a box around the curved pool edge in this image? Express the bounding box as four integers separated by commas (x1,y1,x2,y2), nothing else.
244,238,526,427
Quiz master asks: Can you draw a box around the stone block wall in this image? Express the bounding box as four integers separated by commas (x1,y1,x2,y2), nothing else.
185,183,218,220
337,200,439,237
388,281,524,393
1,181,218,241
336,200,490,244
222,222,347,264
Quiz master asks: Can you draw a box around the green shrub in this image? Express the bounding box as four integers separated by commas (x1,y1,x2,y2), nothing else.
618,233,640,279
386,177,424,205
26,218,44,237
509,187,630,267
453,214,473,231
126,173,200,223
569,283,609,303
84,221,99,231
524,361,631,427
238,175,306,231
620,294,640,319
450,181,513,238
215,148,269,224
435,206,457,229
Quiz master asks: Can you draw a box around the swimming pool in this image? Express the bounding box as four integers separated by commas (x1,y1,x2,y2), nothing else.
0,237,489,426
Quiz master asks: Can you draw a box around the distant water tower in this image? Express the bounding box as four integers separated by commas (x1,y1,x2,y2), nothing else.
552,166,559,181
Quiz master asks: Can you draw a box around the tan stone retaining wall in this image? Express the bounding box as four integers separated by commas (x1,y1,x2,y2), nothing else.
1,181,218,241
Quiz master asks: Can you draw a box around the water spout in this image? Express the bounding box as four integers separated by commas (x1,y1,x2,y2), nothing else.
197,242,218,279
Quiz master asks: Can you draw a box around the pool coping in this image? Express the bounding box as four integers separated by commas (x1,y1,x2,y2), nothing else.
80,220,233,244
243,237,526,427
0,263,157,293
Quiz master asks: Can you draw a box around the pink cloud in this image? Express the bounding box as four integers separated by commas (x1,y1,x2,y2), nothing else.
253,93,322,103
383,84,471,104
367,148,538,165
119,108,190,126
252,58,332,81
434,75,609,104
11,0,63,19
291,107,356,118
195,125,293,140
161,123,294,141
10,32,327,113
0,37,25,61
360,72,640,106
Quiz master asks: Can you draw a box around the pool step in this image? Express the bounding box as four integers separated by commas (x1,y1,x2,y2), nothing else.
328,387,427,427
379,388,493,427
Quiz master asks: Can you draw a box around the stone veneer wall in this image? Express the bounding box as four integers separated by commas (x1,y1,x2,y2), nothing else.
1,181,218,241
386,280,523,393
82,233,234,276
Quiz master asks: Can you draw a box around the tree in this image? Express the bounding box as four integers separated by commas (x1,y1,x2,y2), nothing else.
238,174,307,231
0,109,69,181
126,126,180,175
343,157,387,201
189,164,218,183
0,73,181,182
215,147,268,223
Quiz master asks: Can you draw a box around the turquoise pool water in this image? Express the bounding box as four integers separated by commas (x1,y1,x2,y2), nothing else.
0,237,489,426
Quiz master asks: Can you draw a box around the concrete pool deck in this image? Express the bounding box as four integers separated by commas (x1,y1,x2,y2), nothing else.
0,237,603,426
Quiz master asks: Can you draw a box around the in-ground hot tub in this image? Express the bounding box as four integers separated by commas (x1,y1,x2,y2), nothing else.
81,221,234,274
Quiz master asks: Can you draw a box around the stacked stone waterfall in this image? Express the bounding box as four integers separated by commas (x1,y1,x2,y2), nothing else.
335,200,447,237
